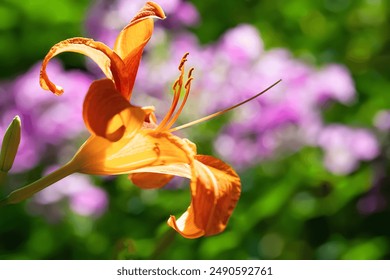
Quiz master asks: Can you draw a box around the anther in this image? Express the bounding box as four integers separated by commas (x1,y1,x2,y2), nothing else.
156,53,194,132
188,68,194,79
178,52,190,71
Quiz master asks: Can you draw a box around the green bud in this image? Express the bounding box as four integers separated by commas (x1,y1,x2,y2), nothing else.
0,116,21,172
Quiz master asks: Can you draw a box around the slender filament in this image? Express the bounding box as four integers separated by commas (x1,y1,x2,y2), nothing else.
165,70,194,129
156,53,190,131
157,53,192,131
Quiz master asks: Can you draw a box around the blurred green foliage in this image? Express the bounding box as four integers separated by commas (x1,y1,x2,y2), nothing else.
1,0,390,260
0,0,90,78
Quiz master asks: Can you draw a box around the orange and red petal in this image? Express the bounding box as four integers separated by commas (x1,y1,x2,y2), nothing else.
129,173,174,189
168,207,205,239
39,38,124,95
113,1,165,98
168,156,241,238
83,79,145,141
72,131,194,176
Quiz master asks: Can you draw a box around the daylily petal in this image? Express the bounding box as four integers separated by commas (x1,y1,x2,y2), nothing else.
168,206,205,238
129,173,174,189
195,155,241,235
40,38,124,95
71,131,194,176
83,79,145,141
114,2,165,59
126,154,240,238
141,106,158,127
168,155,241,238
128,161,193,189
113,1,165,98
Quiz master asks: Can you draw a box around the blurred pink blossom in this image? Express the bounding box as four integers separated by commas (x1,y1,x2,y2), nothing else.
0,61,93,172
31,170,108,220
317,125,379,174
374,110,390,131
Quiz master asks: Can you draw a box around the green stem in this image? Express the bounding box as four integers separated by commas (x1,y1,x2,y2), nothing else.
0,170,7,187
0,161,78,207
151,229,176,259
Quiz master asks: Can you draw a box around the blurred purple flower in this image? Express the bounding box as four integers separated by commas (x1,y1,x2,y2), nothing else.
0,60,93,172
31,169,108,221
86,0,199,49
219,24,263,65
357,165,387,215
173,1,199,27
357,193,387,215
309,64,356,105
374,110,390,131
69,185,108,217
317,125,379,174
200,46,366,172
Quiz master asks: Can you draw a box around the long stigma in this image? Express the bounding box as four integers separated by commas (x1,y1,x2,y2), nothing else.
168,79,282,133
156,52,192,131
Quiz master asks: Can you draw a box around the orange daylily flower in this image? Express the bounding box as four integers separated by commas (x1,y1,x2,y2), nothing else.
39,1,242,238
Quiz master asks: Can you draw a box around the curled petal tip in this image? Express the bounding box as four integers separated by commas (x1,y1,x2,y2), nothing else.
146,1,166,19
39,37,121,96
131,1,166,24
167,214,204,239
39,77,64,95
54,86,64,96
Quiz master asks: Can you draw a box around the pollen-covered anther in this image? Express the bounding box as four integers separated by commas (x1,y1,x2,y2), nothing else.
188,67,194,79
165,70,194,129
178,52,190,71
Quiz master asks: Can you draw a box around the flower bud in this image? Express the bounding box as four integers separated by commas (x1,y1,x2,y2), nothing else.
0,116,21,172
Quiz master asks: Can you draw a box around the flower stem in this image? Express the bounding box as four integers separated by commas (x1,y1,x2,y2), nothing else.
150,229,176,259
0,161,77,207
0,170,6,186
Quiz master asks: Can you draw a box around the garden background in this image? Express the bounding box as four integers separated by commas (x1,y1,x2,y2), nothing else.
0,0,389,259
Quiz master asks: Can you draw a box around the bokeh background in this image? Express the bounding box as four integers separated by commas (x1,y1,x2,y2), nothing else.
1,0,390,259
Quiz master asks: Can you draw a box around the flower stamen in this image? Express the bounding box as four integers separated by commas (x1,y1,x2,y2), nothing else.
156,52,192,131
165,70,194,129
